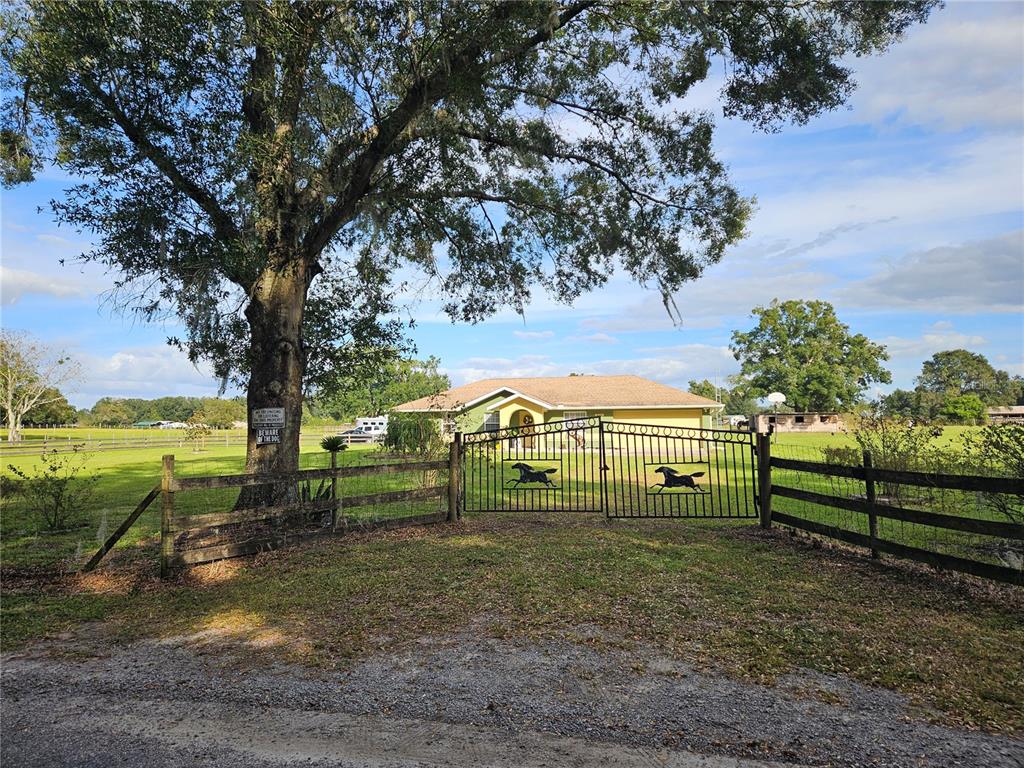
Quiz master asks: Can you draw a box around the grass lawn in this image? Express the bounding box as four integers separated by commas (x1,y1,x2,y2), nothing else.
2,513,1021,734
1,443,440,571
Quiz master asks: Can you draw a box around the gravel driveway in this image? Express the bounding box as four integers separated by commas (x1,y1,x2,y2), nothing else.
2,629,1021,768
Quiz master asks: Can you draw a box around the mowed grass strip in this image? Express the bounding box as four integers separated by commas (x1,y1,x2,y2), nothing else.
3,514,1021,733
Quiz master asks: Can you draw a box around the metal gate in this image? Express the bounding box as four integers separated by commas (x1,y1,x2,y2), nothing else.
460,417,757,518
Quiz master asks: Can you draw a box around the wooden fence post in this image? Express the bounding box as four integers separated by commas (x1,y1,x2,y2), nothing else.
159,454,176,579
863,450,879,559
330,450,340,530
757,432,772,529
448,432,462,522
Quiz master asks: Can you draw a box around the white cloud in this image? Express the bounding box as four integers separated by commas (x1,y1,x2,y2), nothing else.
750,135,1023,245
840,230,1024,313
73,345,232,406
447,344,739,391
0,266,89,305
880,327,988,360
571,332,619,345
36,233,79,249
582,269,834,333
851,8,1024,132
449,355,564,384
512,329,555,340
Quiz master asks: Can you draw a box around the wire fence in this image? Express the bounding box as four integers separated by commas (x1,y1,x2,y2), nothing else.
163,452,450,573
1,443,444,574
768,441,1023,581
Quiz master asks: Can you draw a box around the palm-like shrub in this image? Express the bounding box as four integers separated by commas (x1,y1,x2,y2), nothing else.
320,435,348,454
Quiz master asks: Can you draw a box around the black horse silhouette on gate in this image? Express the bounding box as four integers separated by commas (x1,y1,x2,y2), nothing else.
506,462,559,488
650,466,706,493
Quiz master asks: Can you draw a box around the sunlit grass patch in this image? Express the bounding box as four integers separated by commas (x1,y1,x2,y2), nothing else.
1,513,1021,732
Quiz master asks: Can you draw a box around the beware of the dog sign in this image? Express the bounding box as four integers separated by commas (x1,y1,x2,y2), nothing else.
252,407,285,445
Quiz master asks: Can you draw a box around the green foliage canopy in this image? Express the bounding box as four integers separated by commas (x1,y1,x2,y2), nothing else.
730,299,891,412
936,393,987,425
687,377,756,417
916,349,1023,406
0,0,934,470
320,356,449,421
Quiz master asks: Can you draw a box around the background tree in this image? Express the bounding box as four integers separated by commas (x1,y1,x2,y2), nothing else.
916,350,1022,406
687,377,756,419
21,387,75,425
878,388,932,422
0,330,82,441
2,0,934,478
321,357,450,422
687,379,718,402
149,396,204,423
937,394,987,425
197,397,247,429
85,398,136,427
730,299,891,412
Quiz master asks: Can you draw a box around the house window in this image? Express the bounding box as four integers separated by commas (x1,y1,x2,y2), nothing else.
563,410,587,427
483,412,500,432
794,416,805,424
768,416,776,424
820,415,830,423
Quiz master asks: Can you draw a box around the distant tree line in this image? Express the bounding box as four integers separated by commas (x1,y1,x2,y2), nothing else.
879,350,1023,424
13,356,449,430
710,301,1017,426
80,396,247,428
7,395,250,429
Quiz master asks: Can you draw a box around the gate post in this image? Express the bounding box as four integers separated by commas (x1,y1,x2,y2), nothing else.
598,417,608,516
756,433,772,529
159,454,176,579
863,450,879,559
448,432,462,522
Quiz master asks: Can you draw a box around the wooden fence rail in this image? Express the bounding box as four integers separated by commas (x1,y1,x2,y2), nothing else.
81,439,462,576
758,447,1024,586
0,429,376,457
769,456,1024,495
160,455,452,576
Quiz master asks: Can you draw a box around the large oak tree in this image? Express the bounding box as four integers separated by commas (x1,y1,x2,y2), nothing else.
1,0,934,477
730,299,891,412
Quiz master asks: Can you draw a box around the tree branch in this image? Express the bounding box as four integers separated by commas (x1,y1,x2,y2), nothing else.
301,1,598,259
85,82,244,271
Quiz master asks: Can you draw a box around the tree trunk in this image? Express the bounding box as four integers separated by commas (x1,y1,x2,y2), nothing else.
236,258,309,507
7,410,22,442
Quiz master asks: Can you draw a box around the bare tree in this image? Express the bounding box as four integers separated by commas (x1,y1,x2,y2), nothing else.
0,330,82,442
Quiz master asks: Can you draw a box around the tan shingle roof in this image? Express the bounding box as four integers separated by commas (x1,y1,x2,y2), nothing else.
393,375,722,412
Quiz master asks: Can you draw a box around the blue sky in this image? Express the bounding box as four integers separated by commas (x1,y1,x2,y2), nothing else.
1,2,1022,409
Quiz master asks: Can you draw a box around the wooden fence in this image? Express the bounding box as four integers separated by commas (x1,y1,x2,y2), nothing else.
1,428,375,457
755,435,1024,585
84,439,463,577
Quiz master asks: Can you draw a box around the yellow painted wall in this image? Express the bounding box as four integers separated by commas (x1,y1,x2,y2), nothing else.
609,408,704,428
494,397,547,429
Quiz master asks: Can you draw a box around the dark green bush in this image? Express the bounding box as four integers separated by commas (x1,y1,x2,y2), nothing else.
382,413,443,456
320,435,349,453
6,447,98,532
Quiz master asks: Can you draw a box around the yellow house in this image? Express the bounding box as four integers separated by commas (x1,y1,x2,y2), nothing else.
392,375,723,434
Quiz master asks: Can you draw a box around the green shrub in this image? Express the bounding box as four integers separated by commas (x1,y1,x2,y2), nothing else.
820,446,860,466
320,435,349,453
382,413,443,456
937,394,987,425
6,447,98,532
850,412,944,499
961,424,1024,525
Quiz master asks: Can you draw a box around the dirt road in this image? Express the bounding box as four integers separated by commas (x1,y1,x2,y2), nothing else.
2,631,1020,767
